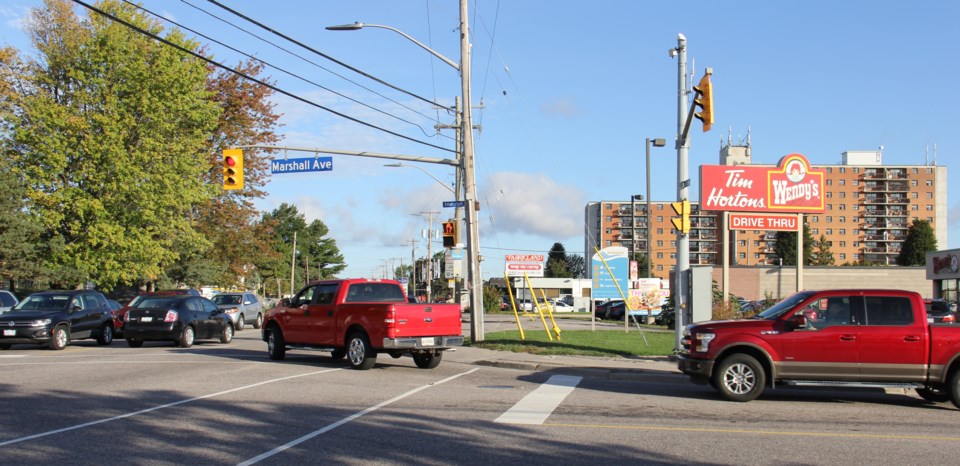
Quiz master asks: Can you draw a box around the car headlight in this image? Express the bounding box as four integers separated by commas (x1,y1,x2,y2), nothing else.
695,332,716,352
31,318,52,327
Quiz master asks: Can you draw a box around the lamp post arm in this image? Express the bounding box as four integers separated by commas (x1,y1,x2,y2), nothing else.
360,23,460,71
385,163,455,194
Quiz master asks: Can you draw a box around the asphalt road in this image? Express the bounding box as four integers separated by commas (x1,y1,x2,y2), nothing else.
2,328,959,465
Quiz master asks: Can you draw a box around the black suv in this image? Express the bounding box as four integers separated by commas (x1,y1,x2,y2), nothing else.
0,290,116,350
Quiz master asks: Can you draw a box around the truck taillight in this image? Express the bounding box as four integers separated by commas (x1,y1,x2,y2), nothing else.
385,308,396,338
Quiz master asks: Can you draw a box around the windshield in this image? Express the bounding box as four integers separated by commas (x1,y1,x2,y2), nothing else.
13,294,72,311
755,291,816,320
212,295,241,305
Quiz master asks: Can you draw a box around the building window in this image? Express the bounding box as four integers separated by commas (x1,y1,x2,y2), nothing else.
670,241,676,247
605,240,612,246
926,180,933,186
853,205,859,211
853,241,859,247
657,228,664,235
838,204,846,210
739,252,746,259
840,253,846,260
839,216,846,223
839,191,846,198
853,229,858,235
912,204,918,211
657,252,663,259
605,203,612,209
826,216,832,222
911,167,918,174
911,180,918,187
605,216,612,222
839,167,845,174
605,229,612,234
811,216,819,222
852,179,859,186
840,241,846,247
812,228,819,234
827,205,833,210
853,253,860,261
738,240,746,246
657,216,663,222
926,168,933,174
839,229,846,234
926,192,933,198
826,192,833,198
657,265,663,271
826,228,833,235
927,217,933,222
827,179,833,186
826,167,833,173
657,204,664,210
927,205,934,211
670,253,676,259
839,179,845,186
853,167,859,174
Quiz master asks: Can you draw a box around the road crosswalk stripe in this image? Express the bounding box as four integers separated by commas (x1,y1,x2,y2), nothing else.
494,375,581,425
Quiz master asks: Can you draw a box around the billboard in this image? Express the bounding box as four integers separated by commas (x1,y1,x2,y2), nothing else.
505,254,544,277
700,153,825,213
591,247,629,300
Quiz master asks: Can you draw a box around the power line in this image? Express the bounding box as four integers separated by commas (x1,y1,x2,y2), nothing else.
177,0,451,138
120,0,444,140
69,0,454,154
204,0,453,112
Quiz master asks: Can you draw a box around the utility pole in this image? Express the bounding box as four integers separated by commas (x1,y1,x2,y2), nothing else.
409,238,417,298
417,211,440,302
289,230,297,297
671,34,690,352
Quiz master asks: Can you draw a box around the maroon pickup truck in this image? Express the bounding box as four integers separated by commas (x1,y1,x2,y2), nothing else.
261,279,463,370
678,289,960,407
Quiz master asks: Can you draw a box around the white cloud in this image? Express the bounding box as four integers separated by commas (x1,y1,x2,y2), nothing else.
481,171,584,239
540,97,580,118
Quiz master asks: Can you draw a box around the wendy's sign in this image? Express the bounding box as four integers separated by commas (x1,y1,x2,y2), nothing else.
699,153,825,213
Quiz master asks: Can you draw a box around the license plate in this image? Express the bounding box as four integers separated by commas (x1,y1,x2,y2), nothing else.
141,316,153,323
3,329,15,336
420,337,436,346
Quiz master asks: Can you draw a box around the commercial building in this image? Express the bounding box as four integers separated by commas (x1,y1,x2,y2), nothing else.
585,141,947,279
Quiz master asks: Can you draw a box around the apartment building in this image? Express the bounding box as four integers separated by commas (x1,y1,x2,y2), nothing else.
585,144,947,279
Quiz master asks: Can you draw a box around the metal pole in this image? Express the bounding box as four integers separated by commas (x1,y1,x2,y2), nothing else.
673,34,689,352
631,195,637,264
460,0,485,341
645,138,653,278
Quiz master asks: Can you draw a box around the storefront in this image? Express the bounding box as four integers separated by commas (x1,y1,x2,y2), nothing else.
926,248,960,303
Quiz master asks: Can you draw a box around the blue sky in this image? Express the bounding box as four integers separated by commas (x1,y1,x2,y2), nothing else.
2,1,958,280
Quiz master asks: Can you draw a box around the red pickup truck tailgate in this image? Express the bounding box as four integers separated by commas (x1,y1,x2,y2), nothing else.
393,303,462,337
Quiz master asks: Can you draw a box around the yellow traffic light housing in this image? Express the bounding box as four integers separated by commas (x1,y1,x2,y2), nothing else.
671,200,691,234
222,149,244,190
693,70,714,132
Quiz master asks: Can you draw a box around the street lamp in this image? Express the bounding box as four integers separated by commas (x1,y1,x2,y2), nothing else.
384,163,455,194
328,2,485,342
630,194,643,266
646,138,667,278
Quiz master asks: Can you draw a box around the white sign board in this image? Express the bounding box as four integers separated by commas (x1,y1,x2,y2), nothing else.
505,254,544,277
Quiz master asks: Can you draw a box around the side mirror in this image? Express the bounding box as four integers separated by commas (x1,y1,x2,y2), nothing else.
789,314,806,329
281,298,291,307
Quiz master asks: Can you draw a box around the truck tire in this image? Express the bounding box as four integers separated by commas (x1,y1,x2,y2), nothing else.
179,325,195,348
49,325,69,351
713,354,765,402
916,386,951,403
126,338,143,348
347,331,376,370
267,326,286,360
97,324,114,345
413,351,442,369
950,370,960,410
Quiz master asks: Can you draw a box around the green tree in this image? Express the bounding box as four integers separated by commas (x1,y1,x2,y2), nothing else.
566,253,585,279
545,243,571,278
810,234,835,266
6,0,219,290
897,219,937,266
773,224,815,266
258,204,345,295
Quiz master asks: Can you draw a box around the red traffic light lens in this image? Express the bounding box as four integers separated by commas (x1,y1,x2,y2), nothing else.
225,156,236,167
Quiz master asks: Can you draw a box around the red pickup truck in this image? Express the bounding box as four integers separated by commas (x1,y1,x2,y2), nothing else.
261,279,463,370
678,289,960,407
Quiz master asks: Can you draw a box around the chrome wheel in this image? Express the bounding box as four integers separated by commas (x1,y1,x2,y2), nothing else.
179,326,195,348
722,363,756,395
347,332,376,370
49,326,69,350
713,354,765,402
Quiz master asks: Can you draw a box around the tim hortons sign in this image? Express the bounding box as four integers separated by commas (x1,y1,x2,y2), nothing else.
699,153,826,213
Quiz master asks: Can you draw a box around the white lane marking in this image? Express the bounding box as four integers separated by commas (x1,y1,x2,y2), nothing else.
494,375,582,425
0,368,342,448
238,368,481,466
0,355,26,358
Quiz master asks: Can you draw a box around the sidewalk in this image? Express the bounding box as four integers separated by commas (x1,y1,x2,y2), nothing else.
443,344,684,384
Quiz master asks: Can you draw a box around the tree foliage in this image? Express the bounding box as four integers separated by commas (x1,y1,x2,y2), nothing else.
897,219,937,266
545,243,571,278
810,234,835,266
258,204,345,297
5,0,219,290
773,224,815,266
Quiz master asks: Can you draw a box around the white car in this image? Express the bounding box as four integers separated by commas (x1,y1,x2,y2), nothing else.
0,290,18,315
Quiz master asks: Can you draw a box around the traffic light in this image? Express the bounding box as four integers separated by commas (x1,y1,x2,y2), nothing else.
442,220,458,248
671,200,691,234
693,69,714,132
222,149,244,190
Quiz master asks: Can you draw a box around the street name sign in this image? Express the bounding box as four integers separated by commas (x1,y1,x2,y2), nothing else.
271,157,333,174
443,201,465,208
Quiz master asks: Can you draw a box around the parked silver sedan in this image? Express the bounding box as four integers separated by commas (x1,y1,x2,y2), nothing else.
211,292,263,331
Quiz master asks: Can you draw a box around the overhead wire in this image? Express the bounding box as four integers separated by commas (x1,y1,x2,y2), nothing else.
203,0,453,113
120,0,445,141
69,0,455,154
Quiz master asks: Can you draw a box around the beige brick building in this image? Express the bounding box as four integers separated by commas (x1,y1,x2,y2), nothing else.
585,144,947,280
